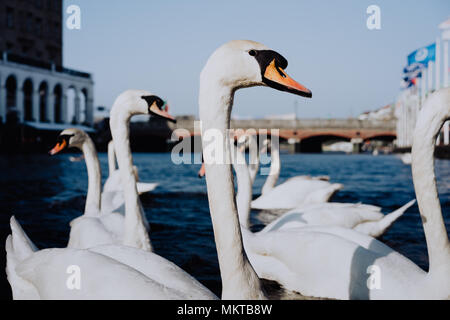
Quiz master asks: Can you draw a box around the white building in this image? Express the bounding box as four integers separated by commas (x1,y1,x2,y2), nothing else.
395,18,450,149
395,87,420,148
0,52,94,130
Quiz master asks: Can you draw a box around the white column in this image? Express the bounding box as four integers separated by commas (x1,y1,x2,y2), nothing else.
17,87,24,123
47,92,55,123
61,90,68,123
428,61,434,91
0,84,6,123
32,89,40,122
74,94,81,124
419,69,427,109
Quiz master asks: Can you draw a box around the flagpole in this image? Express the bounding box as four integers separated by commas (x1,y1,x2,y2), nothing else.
421,70,427,107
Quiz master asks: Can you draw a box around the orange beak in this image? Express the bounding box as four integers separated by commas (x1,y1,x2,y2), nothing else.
149,102,177,123
263,59,312,98
198,163,206,178
49,140,67,155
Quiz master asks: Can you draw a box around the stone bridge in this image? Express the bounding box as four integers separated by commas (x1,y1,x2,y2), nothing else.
166,117,396,153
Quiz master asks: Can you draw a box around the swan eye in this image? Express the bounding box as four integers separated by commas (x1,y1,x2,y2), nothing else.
159,100,168,111
248,50,257,57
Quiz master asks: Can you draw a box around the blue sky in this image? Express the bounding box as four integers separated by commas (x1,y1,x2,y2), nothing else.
63,0,450,119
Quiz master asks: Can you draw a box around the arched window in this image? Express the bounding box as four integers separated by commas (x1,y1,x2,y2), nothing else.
53,84,63,123
23,79,33,121
5,75,18,123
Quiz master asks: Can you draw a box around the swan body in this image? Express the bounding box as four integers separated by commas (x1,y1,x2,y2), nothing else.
242,226,431,300
6,217,217,300
259,201,415,238
251,178,343,210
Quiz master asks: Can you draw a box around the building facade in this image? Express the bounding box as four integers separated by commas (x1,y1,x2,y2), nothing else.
0,53,94,127
0,0,62,66
0,0,94,131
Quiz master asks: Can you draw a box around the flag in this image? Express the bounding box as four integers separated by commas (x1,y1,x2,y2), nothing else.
400,77,418,89
403,62,424,74
403,70,422,82
408,43,436,67
401,62,423,90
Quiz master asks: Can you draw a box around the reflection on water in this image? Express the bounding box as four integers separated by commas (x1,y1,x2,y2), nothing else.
0,153,449,299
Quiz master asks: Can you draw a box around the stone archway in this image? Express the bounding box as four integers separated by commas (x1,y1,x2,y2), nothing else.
5,75,18,123
53,84,63,123
23,78,33,121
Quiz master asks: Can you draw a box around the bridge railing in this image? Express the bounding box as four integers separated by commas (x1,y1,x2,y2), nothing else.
172,117,396,131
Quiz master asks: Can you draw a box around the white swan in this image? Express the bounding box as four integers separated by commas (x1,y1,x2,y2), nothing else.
5,90,217,300
231,139,415,237
5,216,217,299
49,128,127,249
201,41,449,299
250,137,343,210
199,40,316,299
104,140,158,196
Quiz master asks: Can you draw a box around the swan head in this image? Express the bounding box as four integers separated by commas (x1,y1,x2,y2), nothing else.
49,128,88,155
141,95,176,123
200,40,312,97
110,90,176,123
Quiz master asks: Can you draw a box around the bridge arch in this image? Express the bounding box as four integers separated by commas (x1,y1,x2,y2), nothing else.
363,132,396,142
298,134,352,153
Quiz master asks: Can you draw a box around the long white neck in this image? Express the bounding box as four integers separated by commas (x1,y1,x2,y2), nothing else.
233,145,253,230
109,105,152,252
107,140,117,177
248,136,260,185
261,138,280,195
80,137,102,216
411,88,450,276
199,80,265,300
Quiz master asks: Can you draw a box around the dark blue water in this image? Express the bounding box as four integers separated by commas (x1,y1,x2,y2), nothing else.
0,153,449,299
